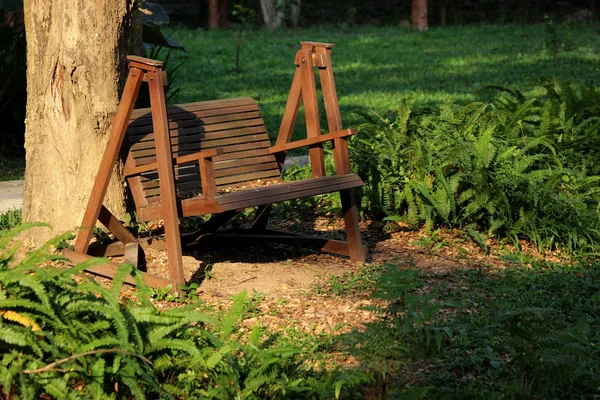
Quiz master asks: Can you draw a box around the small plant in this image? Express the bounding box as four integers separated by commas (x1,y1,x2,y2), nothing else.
352,80,600,257
232,4,256,73
0,209,21,231
544,14,560,61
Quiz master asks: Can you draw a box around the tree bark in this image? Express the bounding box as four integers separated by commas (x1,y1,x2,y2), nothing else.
218,0,229,28
290,0,301,28
411,0,428,31
208,0,219,29
260,0,284,30
23,0,137,243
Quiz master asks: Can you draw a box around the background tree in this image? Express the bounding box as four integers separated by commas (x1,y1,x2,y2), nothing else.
208,0,219,28
412,0,428,30
259,0,284,30
22,0,141,243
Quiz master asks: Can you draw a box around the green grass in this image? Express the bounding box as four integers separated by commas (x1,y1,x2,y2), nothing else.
0,157,24,181
326,261,600,398
165,23,600,139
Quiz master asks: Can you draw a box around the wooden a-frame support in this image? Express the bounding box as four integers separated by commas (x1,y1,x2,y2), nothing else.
65,42,366,289
64,56,183,288
275,42,366,263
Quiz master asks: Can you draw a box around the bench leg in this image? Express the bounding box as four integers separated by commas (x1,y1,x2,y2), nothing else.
252,204,272,232
340,188,366,263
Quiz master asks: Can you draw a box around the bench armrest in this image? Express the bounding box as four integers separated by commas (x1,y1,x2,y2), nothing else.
268,128,357,154
123,148,223,177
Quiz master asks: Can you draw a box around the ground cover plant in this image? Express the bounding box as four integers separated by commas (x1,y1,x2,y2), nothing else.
328,259,600,398
0,225,370,399
2,21,600,399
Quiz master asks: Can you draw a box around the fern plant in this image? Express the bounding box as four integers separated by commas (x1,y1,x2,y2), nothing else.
0,225,372,399
351,80,600,255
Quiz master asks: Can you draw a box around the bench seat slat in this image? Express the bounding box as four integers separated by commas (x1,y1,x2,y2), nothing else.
180,174,363,213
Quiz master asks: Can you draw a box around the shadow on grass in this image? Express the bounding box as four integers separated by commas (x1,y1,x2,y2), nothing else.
334,261,600,398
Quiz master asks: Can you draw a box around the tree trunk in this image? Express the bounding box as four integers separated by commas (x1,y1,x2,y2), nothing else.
23,0,137,243
260,0,284,30
218,0,229,28
208,0,219,29
290,0,301,28
411,0,428,31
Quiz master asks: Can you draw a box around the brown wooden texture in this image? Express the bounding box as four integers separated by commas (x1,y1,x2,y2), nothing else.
300,46,326,177
74,42,366,291
98,205,137,244
148,69,185,285
73,67,144,254
63,249,172,289
269,128,357,154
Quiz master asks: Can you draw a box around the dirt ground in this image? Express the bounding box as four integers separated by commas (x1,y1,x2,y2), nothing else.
94,217,515,337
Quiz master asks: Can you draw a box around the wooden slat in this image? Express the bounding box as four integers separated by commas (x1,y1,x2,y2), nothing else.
63,249,173,289
213,161,280,179
215,169,282,186
129,127,269,159
215,174,362,205
98,205,137,244
301,46,326,177
213,145,272,161
129,97,258,120
127,110,263,137
124,148,222,176
127,176,149,209
213,155,277,170
179,174,362,214
276,55,303,147
129,117,267,145
128,104,260,129
148,69,185,285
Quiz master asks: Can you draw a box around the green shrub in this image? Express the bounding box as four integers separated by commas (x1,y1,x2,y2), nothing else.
351,79,600,254
0,209,21,231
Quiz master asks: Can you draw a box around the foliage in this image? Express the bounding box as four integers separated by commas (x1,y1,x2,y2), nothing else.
351,79,600,255
333,261,600,398
0,209,21,231
232,4,257,73
411,263,600,398
0,225,370,398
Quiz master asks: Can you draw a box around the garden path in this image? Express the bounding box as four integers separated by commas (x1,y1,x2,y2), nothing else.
0,180,23,213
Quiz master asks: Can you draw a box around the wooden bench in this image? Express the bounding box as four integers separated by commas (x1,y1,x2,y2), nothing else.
66,41,367,287
124,97,363,219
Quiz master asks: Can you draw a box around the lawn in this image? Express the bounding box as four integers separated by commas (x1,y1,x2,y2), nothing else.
166,23,600,136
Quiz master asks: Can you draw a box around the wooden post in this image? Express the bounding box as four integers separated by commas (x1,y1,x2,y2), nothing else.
73,67,144,254
307,42,366,263
147,68,185,285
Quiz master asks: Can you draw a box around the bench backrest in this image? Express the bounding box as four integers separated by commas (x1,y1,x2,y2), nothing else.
124,97,281,210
